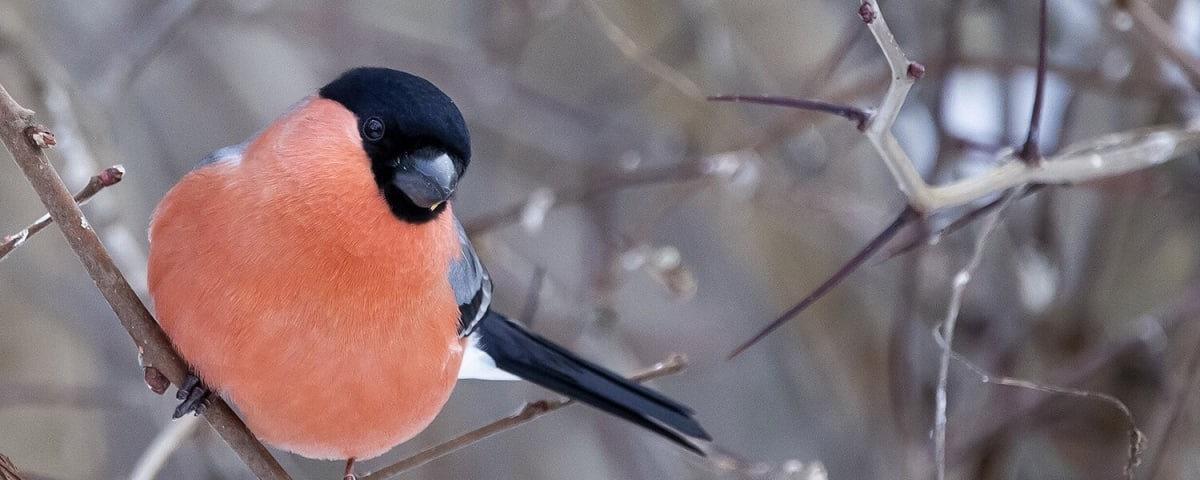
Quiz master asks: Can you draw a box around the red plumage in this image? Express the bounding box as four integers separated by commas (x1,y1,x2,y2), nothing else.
148,97,465,459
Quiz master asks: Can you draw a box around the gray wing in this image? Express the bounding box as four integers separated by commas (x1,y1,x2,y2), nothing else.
196,142,248,168
449,216,492,336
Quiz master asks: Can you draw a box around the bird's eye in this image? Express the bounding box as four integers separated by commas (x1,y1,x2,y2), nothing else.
362,117,385,141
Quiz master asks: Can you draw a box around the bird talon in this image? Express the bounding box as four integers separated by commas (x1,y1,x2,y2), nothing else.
173,372,211,418
176,372,202,400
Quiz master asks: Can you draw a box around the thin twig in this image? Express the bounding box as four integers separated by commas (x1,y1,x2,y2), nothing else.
0,454,24,480
1019,0,1049,163
1119,0,1200,92
882,185,1046,261
946,287,1200,469
728,207,916,359
0,83,291,480
129,415,202,480
361,354,689,479
707,95,871,131
934,334,1144,479
0,165,124,262
581,0,705,100
464,162,706,234
931,188,1019,480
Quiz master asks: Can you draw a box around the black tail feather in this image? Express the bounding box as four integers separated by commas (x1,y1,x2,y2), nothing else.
475,310,710,454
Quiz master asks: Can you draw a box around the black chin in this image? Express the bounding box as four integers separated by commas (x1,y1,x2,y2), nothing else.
378,178,446,224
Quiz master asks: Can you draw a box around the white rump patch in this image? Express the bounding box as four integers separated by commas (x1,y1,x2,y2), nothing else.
458,333,518,381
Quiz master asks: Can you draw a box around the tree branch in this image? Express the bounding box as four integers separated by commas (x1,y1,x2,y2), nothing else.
0,82,291,480
707,95,871,131
361,354,689,479
935,333,1144,479
1119,0,1200,92
581,0,704,100
727,207,916,359
715,1,1200,215
464,162,707,234
0,165,124,262
716,1,1200,356
0,454,24,480
931,188,1019,480
1019,0,1049,162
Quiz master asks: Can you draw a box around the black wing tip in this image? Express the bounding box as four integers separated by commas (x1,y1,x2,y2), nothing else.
477,310,712,453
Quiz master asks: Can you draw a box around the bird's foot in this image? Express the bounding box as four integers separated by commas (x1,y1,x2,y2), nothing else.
173,372,211,418
343,457,357,480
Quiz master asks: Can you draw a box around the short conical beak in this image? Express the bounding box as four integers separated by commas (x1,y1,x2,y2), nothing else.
392,152,458,209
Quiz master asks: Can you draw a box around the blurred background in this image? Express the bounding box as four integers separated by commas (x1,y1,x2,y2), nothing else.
2,0,1200,478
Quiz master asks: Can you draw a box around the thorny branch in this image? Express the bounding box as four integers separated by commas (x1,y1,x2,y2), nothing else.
360,354,689,480
860,0,1200,213
0,165,124,262
726,207,915,359
723,0,1200,356
0,83,291,480
707,95,872,131
1019,0,1049,163
711,0,1177,474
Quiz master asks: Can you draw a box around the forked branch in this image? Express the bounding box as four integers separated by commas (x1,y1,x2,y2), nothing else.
722,0,1200,357
0,165,124,262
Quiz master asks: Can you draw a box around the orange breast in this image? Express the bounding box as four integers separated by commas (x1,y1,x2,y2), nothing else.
147,98,464,460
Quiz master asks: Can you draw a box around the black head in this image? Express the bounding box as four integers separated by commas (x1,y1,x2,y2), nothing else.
319,67,470,223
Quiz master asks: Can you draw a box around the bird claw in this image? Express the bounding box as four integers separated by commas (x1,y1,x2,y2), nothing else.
173,372,212,418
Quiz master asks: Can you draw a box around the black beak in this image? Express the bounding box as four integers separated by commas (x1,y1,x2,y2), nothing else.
392,152,458,209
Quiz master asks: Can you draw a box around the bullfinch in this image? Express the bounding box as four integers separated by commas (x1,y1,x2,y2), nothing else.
146,67,709,477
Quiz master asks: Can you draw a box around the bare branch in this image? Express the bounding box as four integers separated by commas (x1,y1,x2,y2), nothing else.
707,95,871,131
464,162,707,234
0,165,124,262
0,83,291,480
728,207,916,359
361,354,689,479
932,188,1018,480
581,0,705,100
1,453,24,480
1019,0,1049,163
714,1,1200,214
935,334,1144,479
882,185,1045,261
937,286,1200,467
1119,0,1200,92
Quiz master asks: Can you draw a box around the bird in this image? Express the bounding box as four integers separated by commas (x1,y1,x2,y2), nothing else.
146,66,709,478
